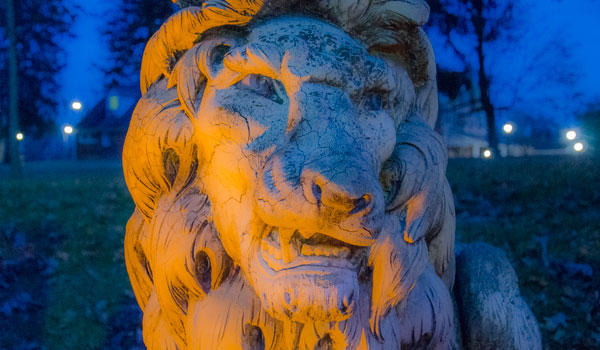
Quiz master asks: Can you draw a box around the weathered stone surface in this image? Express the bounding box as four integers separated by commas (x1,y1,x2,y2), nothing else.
122,1,541,349
455,243,542,350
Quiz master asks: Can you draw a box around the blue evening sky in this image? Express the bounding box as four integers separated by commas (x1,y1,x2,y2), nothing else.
58,0,600,127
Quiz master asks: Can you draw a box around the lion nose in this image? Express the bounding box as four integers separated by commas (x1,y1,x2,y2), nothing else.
350,194,372,214
306,173,375,216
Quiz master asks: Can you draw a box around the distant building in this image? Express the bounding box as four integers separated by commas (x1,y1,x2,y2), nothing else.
436,74,534,158
77,88,138,159
437,85,490,158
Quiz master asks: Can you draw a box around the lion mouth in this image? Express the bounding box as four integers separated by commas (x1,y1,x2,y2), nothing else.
260,227,363,271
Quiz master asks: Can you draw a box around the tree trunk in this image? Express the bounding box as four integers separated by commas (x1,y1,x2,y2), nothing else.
472,0,499,155
5,0,22,176
477,43,498,154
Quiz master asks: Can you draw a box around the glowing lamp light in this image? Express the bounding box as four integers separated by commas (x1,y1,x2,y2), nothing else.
503,123,514,134
71,101,82,111
566,130,577,140
483,149,492,158
16,132,24,141
573,142,584,152
63,125,74,134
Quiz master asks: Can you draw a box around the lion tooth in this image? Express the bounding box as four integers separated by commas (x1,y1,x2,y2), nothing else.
314,247,323,256
301,245,314,256
331,247,339,257
279,228,297,263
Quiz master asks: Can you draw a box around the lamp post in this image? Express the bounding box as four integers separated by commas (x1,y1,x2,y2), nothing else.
62,124,76,160
14,132,24,163
502,122,515,157
63,100,83,160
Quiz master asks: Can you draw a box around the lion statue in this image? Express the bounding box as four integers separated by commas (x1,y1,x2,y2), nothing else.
122,1,541,349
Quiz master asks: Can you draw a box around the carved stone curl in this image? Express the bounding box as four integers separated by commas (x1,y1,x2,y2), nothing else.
122,1,541,349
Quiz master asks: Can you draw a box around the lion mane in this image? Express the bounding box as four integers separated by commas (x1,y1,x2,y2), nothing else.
122,1,456,349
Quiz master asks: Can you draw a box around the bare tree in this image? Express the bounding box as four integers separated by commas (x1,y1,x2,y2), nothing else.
104,0,175,90
5,0,21,176
429,0,515,153
429,0,581,154
1,0,76,166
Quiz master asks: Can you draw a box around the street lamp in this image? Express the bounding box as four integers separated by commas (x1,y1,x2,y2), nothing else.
63,125,74,134
566,130,577,141
483,149,492,158
573,142,584,152
71,100,82,111
16,132,23,141
503,123,514,134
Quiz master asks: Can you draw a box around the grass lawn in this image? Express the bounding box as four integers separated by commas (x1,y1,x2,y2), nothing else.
0,161,137,350
448,156,600,349
0,156,598,349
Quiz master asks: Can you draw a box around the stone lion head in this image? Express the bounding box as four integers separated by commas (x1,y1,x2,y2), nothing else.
123,1,456,349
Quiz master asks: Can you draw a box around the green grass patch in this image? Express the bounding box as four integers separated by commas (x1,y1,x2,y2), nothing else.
448,156,600,349
0,161,134,350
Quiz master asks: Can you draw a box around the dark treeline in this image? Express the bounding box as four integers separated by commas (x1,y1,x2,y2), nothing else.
0,0,75,171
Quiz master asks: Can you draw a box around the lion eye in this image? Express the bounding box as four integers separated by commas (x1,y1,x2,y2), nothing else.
238,74,286,104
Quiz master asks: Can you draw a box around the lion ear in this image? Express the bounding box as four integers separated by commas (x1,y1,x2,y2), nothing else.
140,1,263,94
